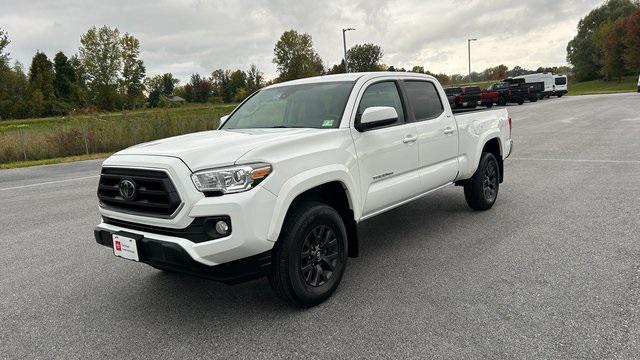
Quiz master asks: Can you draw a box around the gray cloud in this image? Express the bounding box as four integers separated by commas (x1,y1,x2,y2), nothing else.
0,0,602,82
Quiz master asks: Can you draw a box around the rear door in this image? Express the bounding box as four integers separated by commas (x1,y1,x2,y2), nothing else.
350,79,421,217
402,80,459,191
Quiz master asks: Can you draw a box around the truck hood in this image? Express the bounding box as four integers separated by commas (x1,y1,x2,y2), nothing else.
114,128,324,171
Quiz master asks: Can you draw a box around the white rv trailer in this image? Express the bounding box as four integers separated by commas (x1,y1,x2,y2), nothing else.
513,73,556,99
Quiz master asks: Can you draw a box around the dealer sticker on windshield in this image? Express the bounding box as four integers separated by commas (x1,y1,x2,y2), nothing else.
322,119,334,127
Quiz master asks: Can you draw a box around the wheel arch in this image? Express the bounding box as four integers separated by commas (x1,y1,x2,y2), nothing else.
267,167,360,258
481,137,503,183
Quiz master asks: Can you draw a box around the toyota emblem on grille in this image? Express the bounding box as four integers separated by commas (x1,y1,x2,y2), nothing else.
118,179,137,201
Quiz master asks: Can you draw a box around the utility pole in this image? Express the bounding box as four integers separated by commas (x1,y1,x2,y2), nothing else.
342,28,355,73
468,38,477,79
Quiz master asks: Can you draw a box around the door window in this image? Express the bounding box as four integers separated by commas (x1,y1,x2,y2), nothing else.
404,81,444,121
357,81,405,126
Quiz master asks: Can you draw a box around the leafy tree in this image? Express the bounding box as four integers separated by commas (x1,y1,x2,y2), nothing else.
229,69,247,101
53,52,76,101
434,73,450,85
145,73,179,97
326,60,346,74
508,66,533,77
482,64,509,80
183,74,212,103
347,44,383,72
211,69,232,102
273,30,323,82
28,51,56,116
567,0,637,80
0,28,9,69
79,26,122,110
622,8,640,72
146,73,179,107
246,65,264,93
0,62,30,119
602,19,628,80
411,65,425,73
68,54,89,108
120,33,146,109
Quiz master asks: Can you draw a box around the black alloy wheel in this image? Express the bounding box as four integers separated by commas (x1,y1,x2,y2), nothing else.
300,225,339,287
482,159,499,203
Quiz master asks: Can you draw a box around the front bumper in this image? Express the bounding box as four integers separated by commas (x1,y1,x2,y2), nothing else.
97,154,279,267
94,228,271,284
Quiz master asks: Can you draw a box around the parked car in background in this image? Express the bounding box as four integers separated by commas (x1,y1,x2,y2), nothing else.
445,86,483,110
480,88,498,108
445,87,462,108
503,78,540,102
553,75,568,97
489,82,526,105
94,72,513,307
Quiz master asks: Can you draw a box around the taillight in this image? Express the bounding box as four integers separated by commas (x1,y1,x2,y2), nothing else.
508,116,512,136
508,90,512,96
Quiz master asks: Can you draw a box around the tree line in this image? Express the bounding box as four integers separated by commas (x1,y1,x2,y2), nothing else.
568,0,640,81
6,2,634,122
0,26,269,120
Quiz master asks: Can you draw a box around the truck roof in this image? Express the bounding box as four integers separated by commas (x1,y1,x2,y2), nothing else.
265,72,438,89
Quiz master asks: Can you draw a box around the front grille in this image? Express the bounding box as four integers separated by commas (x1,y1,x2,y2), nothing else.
98,168,182,217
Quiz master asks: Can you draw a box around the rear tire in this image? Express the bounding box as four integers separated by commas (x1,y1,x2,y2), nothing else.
269,201,348,308
464,152,500,211
485,102,493,108
517,99,524,105
497,98,507,106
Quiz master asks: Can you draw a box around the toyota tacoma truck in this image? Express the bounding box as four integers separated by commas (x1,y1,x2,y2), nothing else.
94,72,513,308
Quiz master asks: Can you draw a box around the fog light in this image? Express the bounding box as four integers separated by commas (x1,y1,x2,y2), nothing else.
215,220,229,235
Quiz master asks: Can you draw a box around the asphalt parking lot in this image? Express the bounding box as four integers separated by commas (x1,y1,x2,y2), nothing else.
1,93,639,359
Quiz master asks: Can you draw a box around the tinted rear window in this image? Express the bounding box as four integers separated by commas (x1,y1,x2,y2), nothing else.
404,81,444,121
445,88,461,95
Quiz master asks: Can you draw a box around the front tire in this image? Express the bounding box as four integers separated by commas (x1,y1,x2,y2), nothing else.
464,152,500,211
269,202,348,308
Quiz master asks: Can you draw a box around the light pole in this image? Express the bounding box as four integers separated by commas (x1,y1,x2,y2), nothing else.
343,28,355,73
467,38,477,80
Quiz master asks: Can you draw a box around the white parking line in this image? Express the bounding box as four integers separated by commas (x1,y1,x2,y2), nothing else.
0,175,99,191
510,157,640,164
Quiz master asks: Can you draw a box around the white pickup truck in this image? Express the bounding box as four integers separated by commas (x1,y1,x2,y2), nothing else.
94,72,513,307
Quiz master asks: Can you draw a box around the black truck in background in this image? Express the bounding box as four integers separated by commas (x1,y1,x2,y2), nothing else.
503,78,541,102
488,82,529,105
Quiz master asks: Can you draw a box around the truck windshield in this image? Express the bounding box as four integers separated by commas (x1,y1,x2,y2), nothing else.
221,81,355,129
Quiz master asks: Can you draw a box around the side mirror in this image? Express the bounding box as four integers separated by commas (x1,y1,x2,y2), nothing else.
356,106,398,131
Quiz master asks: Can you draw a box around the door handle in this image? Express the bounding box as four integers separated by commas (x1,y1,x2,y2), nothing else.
443,127,455,135
402,135,417,144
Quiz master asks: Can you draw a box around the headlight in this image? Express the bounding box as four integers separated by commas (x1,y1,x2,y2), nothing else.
191,163,272,194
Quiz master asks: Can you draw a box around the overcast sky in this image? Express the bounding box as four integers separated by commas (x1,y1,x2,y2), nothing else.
1,0,602,82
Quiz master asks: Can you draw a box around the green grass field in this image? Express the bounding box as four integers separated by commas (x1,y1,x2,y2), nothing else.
0,103,237,167
568,76,638,96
